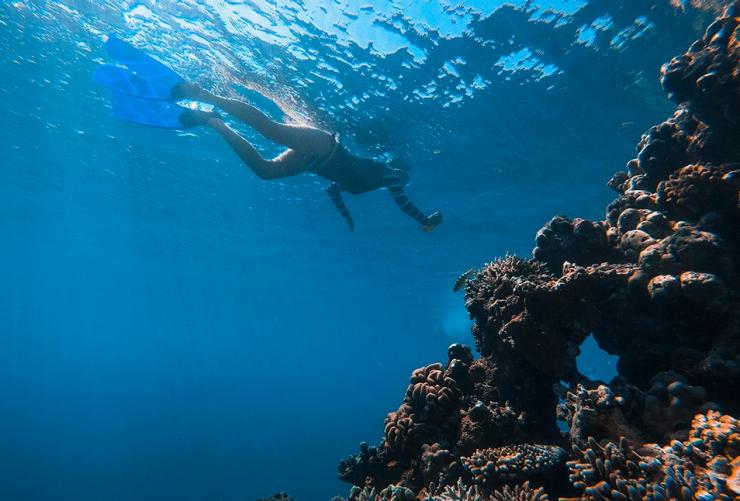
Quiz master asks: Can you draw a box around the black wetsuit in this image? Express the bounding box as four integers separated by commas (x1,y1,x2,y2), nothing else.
307,142,429,229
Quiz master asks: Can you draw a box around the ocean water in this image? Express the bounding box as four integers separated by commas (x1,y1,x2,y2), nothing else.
0,1,718,500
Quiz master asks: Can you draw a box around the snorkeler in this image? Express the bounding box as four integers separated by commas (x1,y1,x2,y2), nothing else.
93,36,442,232
176,84,442,231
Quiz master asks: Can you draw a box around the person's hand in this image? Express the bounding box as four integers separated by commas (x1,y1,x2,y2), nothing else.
347,218,355,231
421,211,443,232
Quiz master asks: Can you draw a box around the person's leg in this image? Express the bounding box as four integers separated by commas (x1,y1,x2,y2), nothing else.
207,118,306,180
175,83,335,157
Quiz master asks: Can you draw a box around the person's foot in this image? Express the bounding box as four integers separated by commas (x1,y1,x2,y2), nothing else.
421,211,443,232
171,82,204,101
178,109,222,128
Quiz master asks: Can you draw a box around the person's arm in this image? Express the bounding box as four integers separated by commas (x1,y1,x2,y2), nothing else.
388,184,426,224
388,183,443,231
327,183,355,231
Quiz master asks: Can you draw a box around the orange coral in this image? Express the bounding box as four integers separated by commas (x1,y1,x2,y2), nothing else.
563,411,739,501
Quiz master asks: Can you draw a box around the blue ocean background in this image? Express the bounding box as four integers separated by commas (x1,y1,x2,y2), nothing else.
0,1,717,499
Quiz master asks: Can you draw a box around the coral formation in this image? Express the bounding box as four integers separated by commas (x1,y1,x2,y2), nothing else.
557,384,642,448
257,494,294,501
336,4,740,501
423,478,482,501
533,217,612,274
641,371,718,441
562,411,739,501
346,485,416,501
461,444,566,485
491,482,550,501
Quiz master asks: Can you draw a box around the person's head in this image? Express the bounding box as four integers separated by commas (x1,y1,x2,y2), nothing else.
389,158,411,185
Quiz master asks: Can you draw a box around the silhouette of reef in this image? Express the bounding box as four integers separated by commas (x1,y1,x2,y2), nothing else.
334,4,740,500
258,494,295,501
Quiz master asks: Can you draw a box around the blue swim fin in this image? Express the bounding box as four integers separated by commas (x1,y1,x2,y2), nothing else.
95,35,183,100
110,92,190,129
93,65,181,101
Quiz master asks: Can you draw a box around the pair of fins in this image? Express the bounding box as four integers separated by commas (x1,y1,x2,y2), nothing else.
93,35,193,129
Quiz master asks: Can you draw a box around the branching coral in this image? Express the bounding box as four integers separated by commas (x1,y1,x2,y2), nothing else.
665,410,740,499
492,482,550,501
423,478,482,501
348,484,415,501
562,436,664,501
562,411,740,501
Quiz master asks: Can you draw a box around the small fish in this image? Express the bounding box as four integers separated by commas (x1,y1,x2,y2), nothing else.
453,268,478,292
619,121,634,129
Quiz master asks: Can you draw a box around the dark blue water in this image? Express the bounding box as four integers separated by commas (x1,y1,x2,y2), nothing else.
0,1,717,499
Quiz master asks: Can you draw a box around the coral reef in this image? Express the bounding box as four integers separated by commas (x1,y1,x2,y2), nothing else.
347,485,416,501
557,384,643,448
461,445,566,485
257,494,294,501
423,478,482,501
422,479,549,501
562,411,739,501
641,371,719,441
491,482,550,501
337,4,740,500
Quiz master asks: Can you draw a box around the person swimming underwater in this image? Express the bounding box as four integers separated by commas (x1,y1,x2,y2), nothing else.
173,83,443,232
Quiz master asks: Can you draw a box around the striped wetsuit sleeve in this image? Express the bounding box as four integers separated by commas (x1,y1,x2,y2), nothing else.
327,183,354,230
385,175,427,225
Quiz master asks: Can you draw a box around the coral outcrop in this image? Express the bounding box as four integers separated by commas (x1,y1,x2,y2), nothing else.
562,411,739,501
491,483,550,501
461,445,566,485
337,3,739,500
257,494,294,501
557,384,642,448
